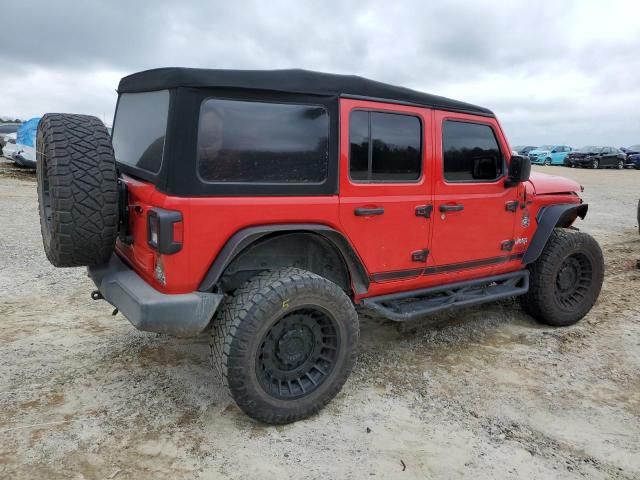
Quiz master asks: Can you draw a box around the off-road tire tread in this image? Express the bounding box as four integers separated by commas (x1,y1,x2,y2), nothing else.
520,228,603,326
37,113,118,267
209,267,359,424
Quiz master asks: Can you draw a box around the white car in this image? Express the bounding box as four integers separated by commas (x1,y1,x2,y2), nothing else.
1,133,36,168
1,132,18,158
13,144,36,168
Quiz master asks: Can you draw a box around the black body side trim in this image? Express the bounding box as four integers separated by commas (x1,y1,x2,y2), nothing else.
523,204,588,264
371,268,424,282
197,224,370,295
369,253,524,282
425,253,524,274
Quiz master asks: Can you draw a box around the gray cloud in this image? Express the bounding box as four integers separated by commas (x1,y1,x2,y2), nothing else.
1,0,638,146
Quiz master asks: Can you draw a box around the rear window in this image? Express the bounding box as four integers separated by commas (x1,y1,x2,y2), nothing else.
197,99,329,184
112,90,169,174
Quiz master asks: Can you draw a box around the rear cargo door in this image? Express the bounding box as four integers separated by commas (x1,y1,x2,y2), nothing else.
338,99,433,282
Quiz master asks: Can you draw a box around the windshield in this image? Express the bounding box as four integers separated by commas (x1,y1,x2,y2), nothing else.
577,146,602,153
628,145,640,151
538,145,554,151
112,90,169,174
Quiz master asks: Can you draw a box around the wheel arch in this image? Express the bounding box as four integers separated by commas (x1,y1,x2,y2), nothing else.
198,224,370,295
522,203,589,264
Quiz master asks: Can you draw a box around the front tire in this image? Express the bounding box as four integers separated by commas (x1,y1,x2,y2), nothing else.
617,159,624,169
520,229,603,326
592,158,600,169
210,268,359,424
544,158,551,166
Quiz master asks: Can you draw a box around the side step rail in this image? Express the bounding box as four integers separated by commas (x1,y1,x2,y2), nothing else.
361,270,529,322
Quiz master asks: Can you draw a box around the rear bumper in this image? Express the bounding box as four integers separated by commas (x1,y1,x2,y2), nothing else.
88,254,223,336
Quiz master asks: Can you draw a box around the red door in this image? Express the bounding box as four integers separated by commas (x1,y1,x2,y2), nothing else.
430,111,520,279
338,99,433,282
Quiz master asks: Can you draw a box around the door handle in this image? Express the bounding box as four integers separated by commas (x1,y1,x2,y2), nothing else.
439,203,464,213
354,207,385,216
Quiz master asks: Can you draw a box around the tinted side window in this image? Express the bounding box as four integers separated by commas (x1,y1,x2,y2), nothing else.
349,111,421,182
349,111,369,181
197,99,329,184
442,121,503,182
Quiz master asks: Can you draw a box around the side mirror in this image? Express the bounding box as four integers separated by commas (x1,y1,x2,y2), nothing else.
505,155,531,188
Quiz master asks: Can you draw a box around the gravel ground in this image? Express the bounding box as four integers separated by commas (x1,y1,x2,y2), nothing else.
1,159,639,479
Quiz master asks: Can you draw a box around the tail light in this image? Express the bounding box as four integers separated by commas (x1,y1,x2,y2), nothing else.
147,208,183,254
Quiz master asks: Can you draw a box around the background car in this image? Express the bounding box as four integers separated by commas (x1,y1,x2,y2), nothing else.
624,145,640,169
565,146,626,169
513,145,537,156
620,145,640,154
0,123,21,152
10,118,39,169
1,132,19,159
527,145,572,165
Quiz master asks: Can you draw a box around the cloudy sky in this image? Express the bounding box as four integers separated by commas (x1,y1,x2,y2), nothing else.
1,0,639,146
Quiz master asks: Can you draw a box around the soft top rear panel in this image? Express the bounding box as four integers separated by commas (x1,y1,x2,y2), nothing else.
118,67,494,117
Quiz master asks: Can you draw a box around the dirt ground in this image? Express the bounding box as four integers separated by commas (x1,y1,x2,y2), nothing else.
1,159,639,479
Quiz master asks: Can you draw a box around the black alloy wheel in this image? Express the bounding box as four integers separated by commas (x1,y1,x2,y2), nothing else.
256,308,339,399
554,253,593,310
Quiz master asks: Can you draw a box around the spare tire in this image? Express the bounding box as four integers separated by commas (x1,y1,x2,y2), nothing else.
36,113,118,267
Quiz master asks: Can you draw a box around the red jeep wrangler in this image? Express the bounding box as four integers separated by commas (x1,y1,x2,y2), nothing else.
36,68,604,424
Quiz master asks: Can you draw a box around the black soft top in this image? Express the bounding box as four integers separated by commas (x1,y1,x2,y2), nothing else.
118,67,493,117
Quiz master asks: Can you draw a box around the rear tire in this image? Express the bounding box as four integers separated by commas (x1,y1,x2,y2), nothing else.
592,158,600,169
210,268,359,424
520,228,603,326
36,114,118,267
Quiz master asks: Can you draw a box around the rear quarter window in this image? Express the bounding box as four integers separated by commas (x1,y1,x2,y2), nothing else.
112,90,170,174
197,99,329,184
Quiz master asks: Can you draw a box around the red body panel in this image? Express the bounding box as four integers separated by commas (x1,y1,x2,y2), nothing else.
338,99,433,279
116,99,582,302
430,110,520,278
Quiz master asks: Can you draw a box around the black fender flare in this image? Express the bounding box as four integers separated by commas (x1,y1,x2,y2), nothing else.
522,203,588,264
197,224,370,295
